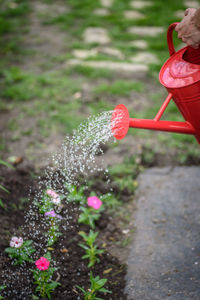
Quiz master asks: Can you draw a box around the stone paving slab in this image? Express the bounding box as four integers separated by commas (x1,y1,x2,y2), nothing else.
68,59,148,73
83,27,110,44
130,0,153,9
184,0,199,8
128,26,164,37
131,52,158,64
125,167,200,300
100,0,113,8
124,10,145,20
174,10,185,19
129,40,148,49
93,8,109,16
72,47,124,59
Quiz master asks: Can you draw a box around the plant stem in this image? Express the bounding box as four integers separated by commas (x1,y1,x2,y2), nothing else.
41,272,46,298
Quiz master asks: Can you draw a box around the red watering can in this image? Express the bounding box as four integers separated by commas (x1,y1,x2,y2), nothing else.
111,23,200,144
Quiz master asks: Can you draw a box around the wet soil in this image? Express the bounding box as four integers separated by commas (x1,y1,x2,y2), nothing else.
0,163,129,300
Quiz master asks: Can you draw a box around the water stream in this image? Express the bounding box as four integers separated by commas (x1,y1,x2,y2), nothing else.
2,110,124,299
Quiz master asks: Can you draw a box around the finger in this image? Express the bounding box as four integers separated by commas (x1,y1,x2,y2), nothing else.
182,36,187,43
178,32,183,39
185,7,197,16
175,23,181,32
185,8,190,16
189,42,199,49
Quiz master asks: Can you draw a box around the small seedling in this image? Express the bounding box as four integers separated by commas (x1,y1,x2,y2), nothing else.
0,285,6,299
5,238,35,265
78,206,102,229
100,193,120,210
31,252,61,299
79,230,104,267
65,183,86,204
78,196,103,229
77,271,111,300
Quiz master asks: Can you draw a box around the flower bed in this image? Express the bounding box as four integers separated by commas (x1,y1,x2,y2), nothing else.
0,164,128,299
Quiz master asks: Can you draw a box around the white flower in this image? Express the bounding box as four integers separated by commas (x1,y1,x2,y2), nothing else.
10,236,23,248
52,196,61,205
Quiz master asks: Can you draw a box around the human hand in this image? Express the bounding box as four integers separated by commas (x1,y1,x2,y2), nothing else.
175,8,200,49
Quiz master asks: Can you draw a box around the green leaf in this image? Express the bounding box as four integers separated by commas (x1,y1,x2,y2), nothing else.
24,240,33,246
0,199,5,209
76,285,86,294
99,287,112,293
96,278,107,287
5,247,16,254
0,159,14,169
0,184,9,193
79,243,89,251
82,254,89,259
47,281,61,291
0,286,6,292
44,251,51,261
88,260,95,267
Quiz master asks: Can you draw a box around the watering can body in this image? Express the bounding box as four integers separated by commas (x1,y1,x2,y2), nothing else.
112,23,200,143
160,23,200,143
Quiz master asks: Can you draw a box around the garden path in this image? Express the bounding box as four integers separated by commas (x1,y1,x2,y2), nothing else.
69,0,162,72
125,166,200,299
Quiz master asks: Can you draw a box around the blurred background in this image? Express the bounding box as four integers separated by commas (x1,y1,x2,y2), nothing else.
1,0,200,171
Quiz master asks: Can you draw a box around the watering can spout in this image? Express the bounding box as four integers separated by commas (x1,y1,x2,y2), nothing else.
111,100,198,142
111,104,130,140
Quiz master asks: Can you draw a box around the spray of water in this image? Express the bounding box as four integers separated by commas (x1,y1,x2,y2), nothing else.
1,109,125,299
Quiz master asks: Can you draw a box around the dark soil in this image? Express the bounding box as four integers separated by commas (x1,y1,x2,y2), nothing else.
0,163,127,300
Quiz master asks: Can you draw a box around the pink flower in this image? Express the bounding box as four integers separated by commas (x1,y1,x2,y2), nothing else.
35,257,50,271
87,196,102,210
10,236,23,248
45,210,62,219
46,189,58,198
46,189,61,205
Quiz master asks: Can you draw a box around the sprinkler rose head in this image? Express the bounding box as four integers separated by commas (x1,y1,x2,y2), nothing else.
111,104,129,140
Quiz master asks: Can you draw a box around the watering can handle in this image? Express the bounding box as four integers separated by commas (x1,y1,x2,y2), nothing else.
167,22,179,56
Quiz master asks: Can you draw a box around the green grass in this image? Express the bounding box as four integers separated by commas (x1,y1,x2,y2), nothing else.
0,0,30,56
93,80,145,96
1,0,200,164
109,155,141,194
70,65,113,79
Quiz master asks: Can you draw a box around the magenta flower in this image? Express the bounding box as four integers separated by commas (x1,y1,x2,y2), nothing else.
45,210,62,219
10,236,23,248
35,257,50,271
87,196,102,210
